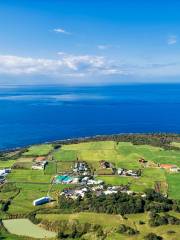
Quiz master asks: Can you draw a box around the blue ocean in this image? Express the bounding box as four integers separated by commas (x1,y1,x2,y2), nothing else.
1,84,180,150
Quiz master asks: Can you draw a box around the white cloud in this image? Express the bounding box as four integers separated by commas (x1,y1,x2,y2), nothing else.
57,51,66,55
97,45,111,50
167,35,177,45
0,54,119,78
53,28,71,35
0,53,180,85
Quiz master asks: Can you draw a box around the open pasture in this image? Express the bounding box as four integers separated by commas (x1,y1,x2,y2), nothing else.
53,141,180,170
53,149,77,161
23,144,53,156
0,160,16,168
8,183,70,214
56,161,73,173
7,169,52,183
166,173,180,200
44,162,57,175
36,212,180,240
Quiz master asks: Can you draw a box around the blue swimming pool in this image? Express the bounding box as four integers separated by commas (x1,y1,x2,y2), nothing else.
55,175,73,183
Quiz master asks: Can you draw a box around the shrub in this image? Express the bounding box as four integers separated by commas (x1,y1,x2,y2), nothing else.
117,224,139,235
139,220,145,225
144,233,163,240
118,224,127,233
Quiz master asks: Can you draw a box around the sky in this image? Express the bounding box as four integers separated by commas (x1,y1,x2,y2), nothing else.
0,0,180,85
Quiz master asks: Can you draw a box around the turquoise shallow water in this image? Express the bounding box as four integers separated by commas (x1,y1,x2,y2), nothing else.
1,84,180,150
55,175,73,183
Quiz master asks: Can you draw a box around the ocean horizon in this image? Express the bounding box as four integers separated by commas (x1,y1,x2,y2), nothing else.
1,83,180,150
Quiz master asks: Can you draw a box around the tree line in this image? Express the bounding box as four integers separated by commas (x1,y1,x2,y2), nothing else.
58,189,180,215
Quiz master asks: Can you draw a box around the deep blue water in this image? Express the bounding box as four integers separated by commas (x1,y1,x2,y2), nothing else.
1,84,180,150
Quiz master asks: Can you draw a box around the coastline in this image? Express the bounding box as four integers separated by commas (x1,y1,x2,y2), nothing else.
1,132,180,153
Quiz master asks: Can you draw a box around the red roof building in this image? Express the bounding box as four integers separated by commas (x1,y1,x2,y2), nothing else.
35,156,46,162
160,164,176,169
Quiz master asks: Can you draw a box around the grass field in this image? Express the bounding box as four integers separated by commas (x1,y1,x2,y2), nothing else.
16,157,34,162
54,141,180,170
44,162,57,175
56,161,73,173
37,212,124,227
36,212,180,240
8,183,70,214
53,149,77,161
166,173,180,200
0,160,16,168
7,169,52,183
171,141,180,148
23,144,53,156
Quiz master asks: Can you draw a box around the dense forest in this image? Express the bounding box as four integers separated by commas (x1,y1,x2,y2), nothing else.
58,189,180,215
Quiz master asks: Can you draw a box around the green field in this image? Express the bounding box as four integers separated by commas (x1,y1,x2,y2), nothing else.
23,144,53,156
56,161,73,173
37,212,180,240
7,183,67,214
166,173,180,200
44,162,57,175
7,169,52,183
0,160,16,168
171,141,180,148
54,141,180,169
53,149,77,161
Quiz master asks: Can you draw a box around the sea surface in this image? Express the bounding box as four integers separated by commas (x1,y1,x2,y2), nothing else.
1,84,180,150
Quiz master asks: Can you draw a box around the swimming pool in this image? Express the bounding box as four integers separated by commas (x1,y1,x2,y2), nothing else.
55,175,73,183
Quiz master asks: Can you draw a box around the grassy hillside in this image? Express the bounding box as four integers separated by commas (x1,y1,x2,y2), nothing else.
37,212,180,240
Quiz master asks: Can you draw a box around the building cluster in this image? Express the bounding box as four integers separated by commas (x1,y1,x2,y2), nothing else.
80,176,103,185
117,168,140,177
32,156,47,170
60,183,131,200
0,168,11,184
73,161,90,175
60,187,88,200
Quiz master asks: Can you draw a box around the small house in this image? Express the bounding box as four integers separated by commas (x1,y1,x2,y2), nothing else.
35,156,46,162
170,166,179,173
160,164,179,172
32,161,47,170
117,168,123,175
